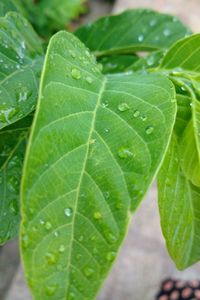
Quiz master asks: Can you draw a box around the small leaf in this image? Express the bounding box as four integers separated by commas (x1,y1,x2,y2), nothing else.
0,12,44,129
158,135,200,269
161,34,200,74
75,9,191,57
0,114,31,244
21,31,176,300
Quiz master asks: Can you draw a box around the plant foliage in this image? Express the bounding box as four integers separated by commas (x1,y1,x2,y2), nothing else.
1,2,200,299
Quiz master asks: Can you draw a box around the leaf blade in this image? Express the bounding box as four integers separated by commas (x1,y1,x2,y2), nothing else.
21,31,176,299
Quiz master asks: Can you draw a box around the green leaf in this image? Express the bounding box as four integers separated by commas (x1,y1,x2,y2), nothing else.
21,31,176,300
98,54,139,74
0,12,44,129
179,96,200,186
0,0,30,19
31,0,87,37
161,34,200,74
158,135,200,269
0,114,31,244
75,9,191,57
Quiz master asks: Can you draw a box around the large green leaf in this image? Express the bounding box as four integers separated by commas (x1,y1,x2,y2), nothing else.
0,12,43,129
0,114,31,244
158,135,200,269
21,31,176,300
75,9,191,57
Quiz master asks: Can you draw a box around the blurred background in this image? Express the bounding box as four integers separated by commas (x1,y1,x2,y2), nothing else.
1,0,200,299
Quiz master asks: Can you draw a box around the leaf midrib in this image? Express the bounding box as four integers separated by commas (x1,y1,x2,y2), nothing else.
65,77,107,294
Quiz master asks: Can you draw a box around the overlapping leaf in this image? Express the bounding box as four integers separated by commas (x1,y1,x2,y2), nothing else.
21,31,176,300
0,12,43,129
158,135,200,269
0,115,31,244
75,9,191,57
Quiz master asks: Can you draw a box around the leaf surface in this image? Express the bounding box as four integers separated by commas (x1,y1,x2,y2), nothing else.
21,31,176,300
0,115,31,244
75,9,191,57
158,135,200,269
0,12,43,129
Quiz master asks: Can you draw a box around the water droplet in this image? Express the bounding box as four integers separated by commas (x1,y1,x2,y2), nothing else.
86,76,93,84
93,212,102,220
59,245,65,253
71,68,81,79
89,138,96,144
64,207,73,217
91,236,96,241
118,147,133,159
69,292,75,299
145,126,154,135
163,28,171,37
84,267,94,278
140,115,147,121
45,252,57,265
107,233,117,244
54,231,59,237
104,128,109,133
78,235,83,242
46,285,57,296
69,50,76,58
149,19,156,27
133,110,140,117
22,235,29,248
118,103,130,112
102,101,108,108
40,219,45,225
45,222,52,230
76,254,82,260
105,191,110,199
138,35,144,42
106,251,116,262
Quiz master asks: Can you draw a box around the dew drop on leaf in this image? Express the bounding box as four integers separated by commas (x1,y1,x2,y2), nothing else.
163,28,171,36
46,285,57,296
86,76,93,84
83,267,94,278
118,147,133,159
45,222,52,230
76,254,82,260
145,126,154,135
138,35,144,42
106,251,116,262
93,212,102,220
69,50,76,58
141,115,147,121
107,233,118,244
71,68,81,79
69,292,75,299
133,110,140,117
64,207,73,217
45,252,57,265
118,102,130,112
59,245,65,253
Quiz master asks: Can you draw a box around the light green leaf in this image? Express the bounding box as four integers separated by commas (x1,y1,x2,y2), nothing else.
0,12,44,129
75,9,191,57
0,114,31,244
158,135,200,269
161,34,200,74
21,31,176,300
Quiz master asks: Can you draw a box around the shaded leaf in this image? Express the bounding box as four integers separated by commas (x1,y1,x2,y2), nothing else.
21,32,176,300
158,135,200,269
0,114,31,244
0,12,44,129
75,9,191,57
